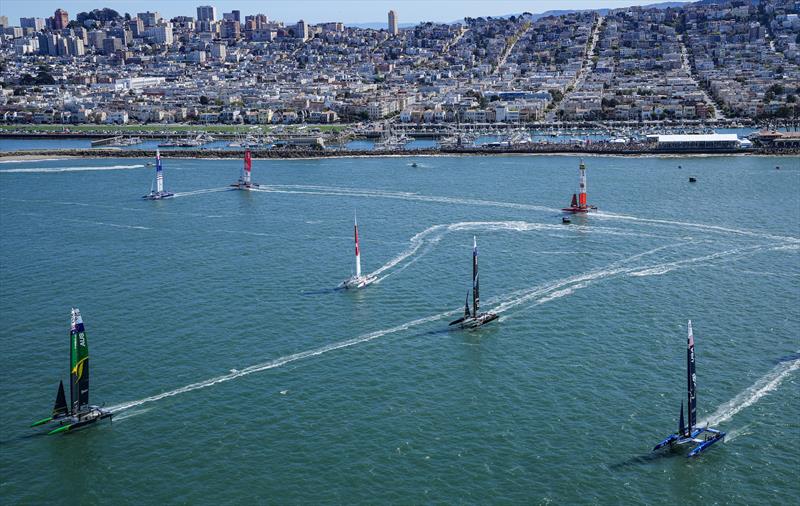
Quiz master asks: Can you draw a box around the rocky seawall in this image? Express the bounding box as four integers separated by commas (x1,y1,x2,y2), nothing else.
0,144,795,160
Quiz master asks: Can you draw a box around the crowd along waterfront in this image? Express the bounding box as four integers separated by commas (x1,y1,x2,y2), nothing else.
0,153,798,504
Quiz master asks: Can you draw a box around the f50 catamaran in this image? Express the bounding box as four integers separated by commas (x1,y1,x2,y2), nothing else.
339,213,377,289
31,308,112,434
143,150,174,200
231,149,260,189
449,236,498,329
653,320,725,457
562,160,597,213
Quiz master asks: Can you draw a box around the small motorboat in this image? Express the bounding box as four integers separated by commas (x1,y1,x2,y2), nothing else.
689,177,697,183
562,216,571,224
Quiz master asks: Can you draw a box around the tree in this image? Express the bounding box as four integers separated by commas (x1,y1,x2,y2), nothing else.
199,95,210,105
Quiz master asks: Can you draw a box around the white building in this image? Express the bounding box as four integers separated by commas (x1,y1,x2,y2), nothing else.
388,10,398,36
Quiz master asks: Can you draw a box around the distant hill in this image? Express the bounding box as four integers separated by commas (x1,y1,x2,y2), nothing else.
347,2,689,29
347,22,418,29
477,2,689,23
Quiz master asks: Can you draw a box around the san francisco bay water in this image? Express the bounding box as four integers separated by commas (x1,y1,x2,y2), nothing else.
0,154,798,504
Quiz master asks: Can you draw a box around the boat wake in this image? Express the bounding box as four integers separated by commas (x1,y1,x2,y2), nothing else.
106,239,790,415
0,158,62,164
700,357,800,427
369,220,673,283
254,184,560,214
251,184,798,245
107,311,457,414
171,187,233,198
0,164,145,173
594,211,800,244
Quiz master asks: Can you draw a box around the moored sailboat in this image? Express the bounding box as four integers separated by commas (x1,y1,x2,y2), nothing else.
449,236,498,329
31,308,112,434
230,149,260,190
339,213,377,289
142,150,174,200
652,320,725,457
562,160,597,213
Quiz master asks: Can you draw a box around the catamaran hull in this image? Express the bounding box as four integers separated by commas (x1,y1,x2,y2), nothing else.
38,406,113,435
653,428,725,457
142,192,175,200
562,206,596,214
339,275,377,289
451,312,498,329
230,182,261,190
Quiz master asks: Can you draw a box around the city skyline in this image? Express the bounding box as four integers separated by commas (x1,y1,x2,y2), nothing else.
0,0,686,26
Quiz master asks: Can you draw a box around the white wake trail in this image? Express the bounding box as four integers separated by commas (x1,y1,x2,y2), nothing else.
171,187,233,198
107,311,456,413
254,185,560,214
700,358,800,427
594,211,800,244
0,164,145,173
104,238,792,415
368,220,671,283
257,184,799,244
0,158,62,164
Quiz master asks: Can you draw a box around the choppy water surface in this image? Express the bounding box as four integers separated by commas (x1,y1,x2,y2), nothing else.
0,154,798,504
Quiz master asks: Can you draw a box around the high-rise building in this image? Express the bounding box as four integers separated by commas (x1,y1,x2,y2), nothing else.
223,10,240,22
137,11,161,27
102,37,123,55
296,19,308,41
148,23,174,45
197,5,217,22
388,10,398,36
129,18,144,37
211,42,226,60
67,36,85,56
54,9,69,30
20,17,46,31
221,20,240,39
0,15,9,27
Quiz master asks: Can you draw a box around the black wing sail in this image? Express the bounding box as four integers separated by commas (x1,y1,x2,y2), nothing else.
52,380,68,417
570,193,578,207
687,320,697,433
464,290,471,318
678,401,686,437
472,237,479,316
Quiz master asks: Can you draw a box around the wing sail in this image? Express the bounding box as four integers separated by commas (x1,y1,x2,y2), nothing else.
70,308,90,413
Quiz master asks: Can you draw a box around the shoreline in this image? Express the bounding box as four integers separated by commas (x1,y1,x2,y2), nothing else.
0,146,797,162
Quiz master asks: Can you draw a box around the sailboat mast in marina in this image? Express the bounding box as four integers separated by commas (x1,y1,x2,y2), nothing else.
339,212,377,289
449,236,498,329
652,320,725,457
143,150,174,200
231,149,260,189
31,308,112,434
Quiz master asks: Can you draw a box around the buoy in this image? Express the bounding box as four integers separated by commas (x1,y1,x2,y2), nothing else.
678,165,682,169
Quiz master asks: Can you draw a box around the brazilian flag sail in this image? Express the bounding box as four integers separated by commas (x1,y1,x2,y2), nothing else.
70,308,90,412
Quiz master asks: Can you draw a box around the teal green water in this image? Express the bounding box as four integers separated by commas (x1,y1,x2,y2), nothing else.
1,155,798,504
